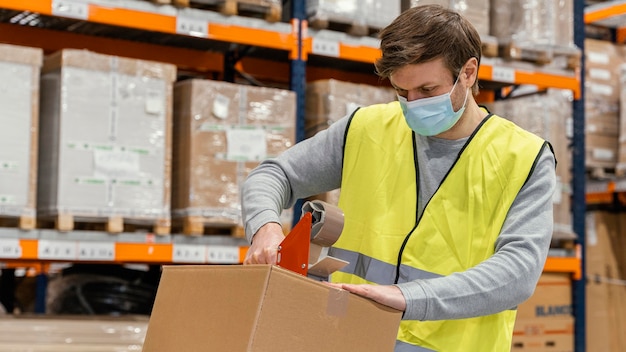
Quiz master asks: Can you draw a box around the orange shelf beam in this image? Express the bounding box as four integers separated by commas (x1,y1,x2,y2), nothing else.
0,23,224,73
0,0,297,55
0,0,51,14
585,2,626,24
115,243,173,263
544,256,582,280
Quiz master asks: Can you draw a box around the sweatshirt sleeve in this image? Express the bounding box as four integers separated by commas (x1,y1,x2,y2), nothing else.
241,116,350,242
396,146,557,321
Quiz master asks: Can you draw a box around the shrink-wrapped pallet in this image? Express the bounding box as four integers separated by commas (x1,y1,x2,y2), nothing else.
38,49,175,233
0,44,43,230
172,79,296,234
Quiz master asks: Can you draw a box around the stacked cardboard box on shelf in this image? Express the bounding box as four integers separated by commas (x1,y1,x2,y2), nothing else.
38,49,176,233
172,79,296,234
585,39,622,172
305,79,396,205
512,272,574,351
0,44,42,230
485,89,575,240
585,211,626,352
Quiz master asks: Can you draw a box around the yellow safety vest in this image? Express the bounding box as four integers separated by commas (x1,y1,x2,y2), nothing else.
332,102,548,351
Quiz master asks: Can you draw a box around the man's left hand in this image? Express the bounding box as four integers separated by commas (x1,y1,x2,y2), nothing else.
329,283,407,312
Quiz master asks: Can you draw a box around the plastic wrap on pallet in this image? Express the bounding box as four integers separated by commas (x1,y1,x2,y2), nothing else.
172,79,295,228
0,44,42,221
407,0,490,37
38,49,175,223
490,0,554,48
617,64,626,174
305,79,396,205
307,0,400,31
484,89,574,239
307,0,366,26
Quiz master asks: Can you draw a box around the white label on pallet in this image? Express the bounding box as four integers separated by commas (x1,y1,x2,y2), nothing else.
207,245,239,264
312,38,340,57
38,240,77,260
51,0,89,20
226,128,267,161
77,241,115,261
176,17,209,38
0,239,22,259
172,244,206,263
491,66,515,83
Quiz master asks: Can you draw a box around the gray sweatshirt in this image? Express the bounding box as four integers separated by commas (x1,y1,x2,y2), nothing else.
242,113,556,321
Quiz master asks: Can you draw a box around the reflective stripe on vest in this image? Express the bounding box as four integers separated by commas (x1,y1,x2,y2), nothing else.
333,102,547,351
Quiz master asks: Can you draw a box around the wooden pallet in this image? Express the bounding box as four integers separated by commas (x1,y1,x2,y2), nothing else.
500,43,581,70
587,166,617,180
38,214,171,235
308,16,380,37
172,216,245,237
172,0,281,22
0,215,36,231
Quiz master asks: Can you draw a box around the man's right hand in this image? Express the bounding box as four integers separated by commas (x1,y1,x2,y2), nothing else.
243,222,285,265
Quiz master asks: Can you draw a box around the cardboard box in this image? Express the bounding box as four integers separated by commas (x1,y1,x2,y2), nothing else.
517,273,572,320
511,317,574,351
0,44,42,225
172,79,296,230
143,265,402,352
585,211,626,351
37,49,175,225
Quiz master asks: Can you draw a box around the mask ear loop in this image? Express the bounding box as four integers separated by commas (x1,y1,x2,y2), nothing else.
452,66,470,113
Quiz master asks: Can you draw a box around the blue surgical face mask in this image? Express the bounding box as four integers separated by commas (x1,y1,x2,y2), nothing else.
397,74,469,136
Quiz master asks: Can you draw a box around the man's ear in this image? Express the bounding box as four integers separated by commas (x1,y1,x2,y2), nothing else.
463,57,479,87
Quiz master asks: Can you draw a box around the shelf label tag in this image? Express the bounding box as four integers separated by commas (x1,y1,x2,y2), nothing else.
176,17,209,38
0,239,22,259
491,66,515,83
38,240,77,260
312,38,340,57
51,0,89,20
78,241,115,261
173,244,206,263
207,245,240,264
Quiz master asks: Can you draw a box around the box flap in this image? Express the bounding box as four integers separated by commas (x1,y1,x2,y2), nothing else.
143,265,272,352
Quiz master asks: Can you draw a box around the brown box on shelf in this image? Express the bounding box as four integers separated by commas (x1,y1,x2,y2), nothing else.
585,39,622,104
586,134,618,170
511,317,574,351
516,272,572,320
305,79,395,206
38,49,175,229
0,43,42,229
585,211,626,351
143,265,402,352
172,79,296,232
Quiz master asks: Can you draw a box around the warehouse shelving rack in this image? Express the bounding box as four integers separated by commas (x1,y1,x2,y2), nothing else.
0,0,585,342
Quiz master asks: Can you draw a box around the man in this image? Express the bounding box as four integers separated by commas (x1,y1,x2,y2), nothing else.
242,4,556,351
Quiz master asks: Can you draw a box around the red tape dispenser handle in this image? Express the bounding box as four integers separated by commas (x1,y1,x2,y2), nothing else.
276,212,312,276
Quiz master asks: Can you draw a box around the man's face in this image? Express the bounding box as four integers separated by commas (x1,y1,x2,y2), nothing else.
389,58,467,112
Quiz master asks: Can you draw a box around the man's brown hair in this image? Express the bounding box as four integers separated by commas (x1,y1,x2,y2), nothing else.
375,4,482,94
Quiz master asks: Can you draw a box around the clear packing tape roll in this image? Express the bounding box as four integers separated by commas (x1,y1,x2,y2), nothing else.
302,200,349,279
